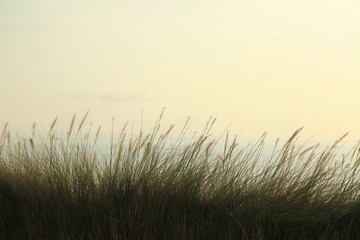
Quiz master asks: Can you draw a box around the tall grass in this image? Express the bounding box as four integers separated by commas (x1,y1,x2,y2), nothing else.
1,113,360,239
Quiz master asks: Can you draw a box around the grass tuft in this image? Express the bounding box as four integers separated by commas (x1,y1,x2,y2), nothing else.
1,114,360,239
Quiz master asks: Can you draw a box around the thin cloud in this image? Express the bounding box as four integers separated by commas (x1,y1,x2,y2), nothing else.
70,91,90,101
52,91,91,101
98,91,147,102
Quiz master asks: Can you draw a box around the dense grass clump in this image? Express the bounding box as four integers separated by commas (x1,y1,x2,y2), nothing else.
1,112,360,239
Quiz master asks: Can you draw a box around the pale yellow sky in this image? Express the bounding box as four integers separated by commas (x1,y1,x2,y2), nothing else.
1,0,360,141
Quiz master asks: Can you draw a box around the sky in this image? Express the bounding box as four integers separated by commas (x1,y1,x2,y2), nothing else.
1,0,360,144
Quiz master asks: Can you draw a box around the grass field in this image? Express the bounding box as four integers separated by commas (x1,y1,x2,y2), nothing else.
1,112,360,239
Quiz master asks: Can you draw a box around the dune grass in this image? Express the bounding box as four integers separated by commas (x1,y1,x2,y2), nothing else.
1,112,360,239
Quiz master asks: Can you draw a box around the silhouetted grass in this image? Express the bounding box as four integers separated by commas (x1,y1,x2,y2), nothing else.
1,112,360,239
